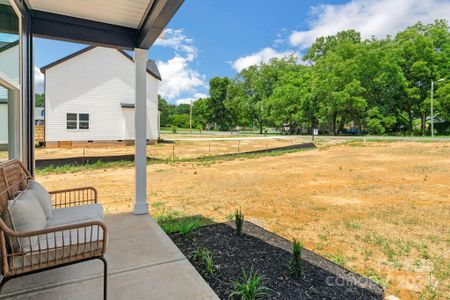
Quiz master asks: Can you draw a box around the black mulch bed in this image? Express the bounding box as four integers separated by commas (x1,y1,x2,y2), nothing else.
169,221,384,300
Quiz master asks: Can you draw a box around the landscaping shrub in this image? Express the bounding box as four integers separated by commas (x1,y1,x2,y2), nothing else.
230,269,272,300
290,239,303,278
235,208,244,236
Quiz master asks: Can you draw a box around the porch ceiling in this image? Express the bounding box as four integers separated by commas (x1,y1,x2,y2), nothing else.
16,0,184,49
27,0,152,29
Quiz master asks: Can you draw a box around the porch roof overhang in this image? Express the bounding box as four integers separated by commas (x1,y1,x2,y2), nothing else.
14,0,184,50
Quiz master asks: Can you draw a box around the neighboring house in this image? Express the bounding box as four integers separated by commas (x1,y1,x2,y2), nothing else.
35,107,44,125
0,40,19,150
41,46,161,147
0,99,7,149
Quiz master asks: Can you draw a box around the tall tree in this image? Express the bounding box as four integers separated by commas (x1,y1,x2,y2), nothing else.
208,77,231,130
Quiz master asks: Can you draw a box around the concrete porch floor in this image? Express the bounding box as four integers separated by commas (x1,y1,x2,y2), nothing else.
1,213,219,300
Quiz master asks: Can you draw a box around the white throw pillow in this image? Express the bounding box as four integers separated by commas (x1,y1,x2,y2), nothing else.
27,180,53,220
9,190,47,252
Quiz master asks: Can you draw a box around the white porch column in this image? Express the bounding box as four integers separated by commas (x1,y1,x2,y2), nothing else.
133,48,149,215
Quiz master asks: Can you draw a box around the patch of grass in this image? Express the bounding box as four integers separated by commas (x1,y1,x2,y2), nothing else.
189,248,216,275
344,221,360,230
155,211,212,235
230,269,272,300
326,253,347,266
290,239,303,278
151,201,165,209
226,212,235,221
36,160,133,175
365,268,389,288
318,233,329,241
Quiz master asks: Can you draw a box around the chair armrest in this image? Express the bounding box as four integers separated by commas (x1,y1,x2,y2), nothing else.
2,220,108,274
50,187,98,208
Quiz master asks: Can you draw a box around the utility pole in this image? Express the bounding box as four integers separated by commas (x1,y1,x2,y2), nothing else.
189,100,193,134
431,79,445,138
431,80,434,138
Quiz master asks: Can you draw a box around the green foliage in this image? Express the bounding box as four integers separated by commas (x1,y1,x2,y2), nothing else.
230,269,272,300
290,239,303,278
190,248,216,275
157,20,449,136
171,126,177,133
235,208,244,236
155,212,212,234
35,93,45,107
169,114,190,128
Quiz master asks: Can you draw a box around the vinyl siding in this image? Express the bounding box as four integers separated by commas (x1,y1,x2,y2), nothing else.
45,47,159,142
0,44,19,100
0,103,7,144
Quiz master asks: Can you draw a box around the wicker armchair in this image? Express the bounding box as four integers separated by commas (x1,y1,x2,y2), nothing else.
0,160,108,299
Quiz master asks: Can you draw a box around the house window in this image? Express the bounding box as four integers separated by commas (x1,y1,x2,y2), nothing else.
79,113,89,129
66,113,89,130
66,113,77,129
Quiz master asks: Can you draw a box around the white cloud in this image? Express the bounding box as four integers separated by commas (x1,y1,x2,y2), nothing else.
175,93,208,105
154,29,207,102
289,0,450,49
232,47,299,72
34,66,44,94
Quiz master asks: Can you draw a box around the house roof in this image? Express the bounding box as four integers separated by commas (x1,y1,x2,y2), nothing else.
40,46,162,80
0,40,19,53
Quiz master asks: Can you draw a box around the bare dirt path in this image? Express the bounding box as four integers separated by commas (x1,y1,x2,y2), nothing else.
36,141,450,299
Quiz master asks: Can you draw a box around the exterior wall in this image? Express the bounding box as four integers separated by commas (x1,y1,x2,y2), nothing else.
45,47,159,143
0,44,19,150
0,44,19,100
0,103,7,144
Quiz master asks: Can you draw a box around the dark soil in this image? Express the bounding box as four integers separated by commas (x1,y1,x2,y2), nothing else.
170,221,384,300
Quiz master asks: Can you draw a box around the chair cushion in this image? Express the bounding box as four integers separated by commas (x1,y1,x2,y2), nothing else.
27,180,53,220
8,190,47,251
9,225,105,271
47,203,104,228
1,201,22,253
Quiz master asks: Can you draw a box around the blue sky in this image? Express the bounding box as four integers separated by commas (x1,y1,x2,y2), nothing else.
34,0,450,104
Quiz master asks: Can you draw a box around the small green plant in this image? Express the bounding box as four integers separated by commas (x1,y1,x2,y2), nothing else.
235,208,244,236
190,248,216,275
230,269,272,300
179,221,200,237
290,239,303,278
226,212,235,221
326,253,347,266
171,126,177,133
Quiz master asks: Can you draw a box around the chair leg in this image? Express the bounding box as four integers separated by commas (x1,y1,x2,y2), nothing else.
0,277,10,295
99,257,108,300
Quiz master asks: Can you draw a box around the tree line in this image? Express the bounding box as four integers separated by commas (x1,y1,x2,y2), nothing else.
159,20,450,135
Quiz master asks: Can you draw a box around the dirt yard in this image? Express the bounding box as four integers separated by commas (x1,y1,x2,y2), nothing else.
35,141,450,299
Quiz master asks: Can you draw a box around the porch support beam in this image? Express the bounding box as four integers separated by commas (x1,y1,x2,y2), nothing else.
133,48,149,215
31,10,138,50
137,0,184,49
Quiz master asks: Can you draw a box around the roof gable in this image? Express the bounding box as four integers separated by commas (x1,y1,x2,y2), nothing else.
40,46,161,80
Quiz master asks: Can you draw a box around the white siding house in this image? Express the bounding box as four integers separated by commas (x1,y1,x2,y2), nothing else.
41,46,161,146
0,41,19,149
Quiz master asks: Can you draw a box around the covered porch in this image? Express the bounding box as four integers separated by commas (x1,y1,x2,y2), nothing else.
0,0,219,299
1,213,217,299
